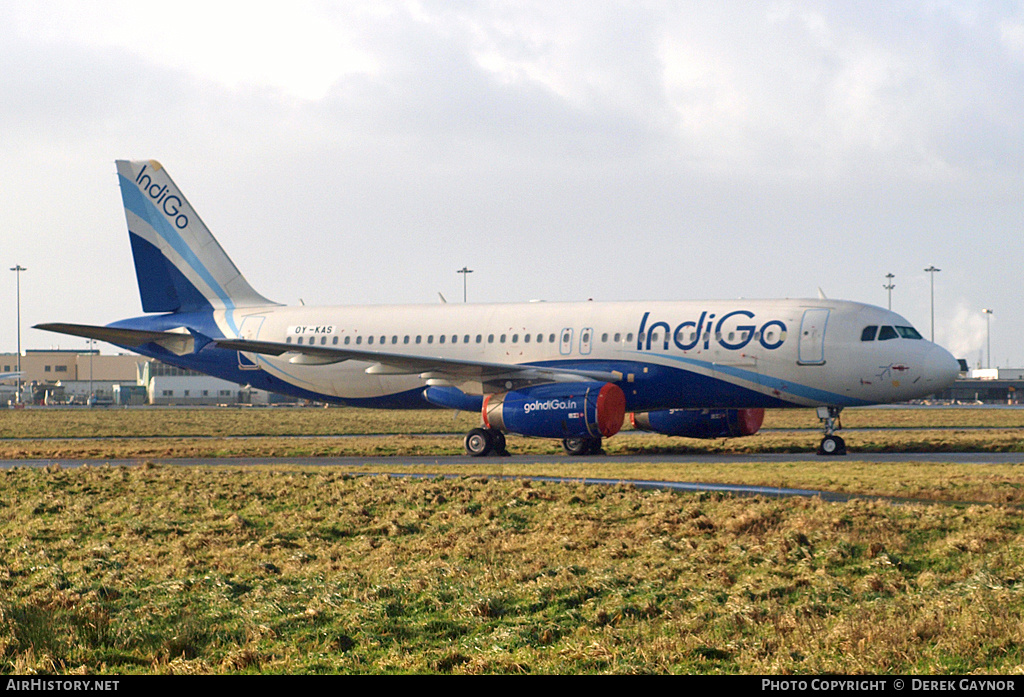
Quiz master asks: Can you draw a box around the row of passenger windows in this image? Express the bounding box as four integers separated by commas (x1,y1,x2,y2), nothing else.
284,331,639,347
861,325,923,342
283,329,774,348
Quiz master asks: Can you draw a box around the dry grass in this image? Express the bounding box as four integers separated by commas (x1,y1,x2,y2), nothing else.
2,465,1024,674
3,406,1024,673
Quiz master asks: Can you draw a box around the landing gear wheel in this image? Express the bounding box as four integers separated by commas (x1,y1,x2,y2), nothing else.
465,428,494,457
817,435,846,456
815,406,847,457
490,429,510,457
562,436,602,456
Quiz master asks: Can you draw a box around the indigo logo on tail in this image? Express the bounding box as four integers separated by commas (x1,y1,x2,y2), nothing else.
135,164,189,230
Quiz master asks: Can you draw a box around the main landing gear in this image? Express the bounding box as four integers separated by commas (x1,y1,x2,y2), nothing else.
561,436,603,456
816,406,846,456
464,428,510,457
463,429,605,457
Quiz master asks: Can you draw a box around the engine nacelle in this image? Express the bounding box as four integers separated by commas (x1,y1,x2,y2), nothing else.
484,382,626,439
630,408,765,439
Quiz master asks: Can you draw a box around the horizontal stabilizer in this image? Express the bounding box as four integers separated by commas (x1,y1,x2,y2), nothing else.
34,323,205,356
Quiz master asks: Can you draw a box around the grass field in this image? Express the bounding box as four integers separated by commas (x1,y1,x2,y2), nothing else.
2,407,1024,674
3,406,1024,461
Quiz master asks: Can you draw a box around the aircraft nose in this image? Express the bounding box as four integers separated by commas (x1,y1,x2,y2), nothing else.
924,344,960,389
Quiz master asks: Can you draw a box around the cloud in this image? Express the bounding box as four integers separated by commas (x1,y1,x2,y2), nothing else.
937,300,990,367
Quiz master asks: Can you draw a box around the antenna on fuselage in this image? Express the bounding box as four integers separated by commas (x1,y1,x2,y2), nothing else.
438,293,448,304
817,287,828,300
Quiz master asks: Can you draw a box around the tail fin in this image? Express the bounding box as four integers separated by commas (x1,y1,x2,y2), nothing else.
116,160,276,313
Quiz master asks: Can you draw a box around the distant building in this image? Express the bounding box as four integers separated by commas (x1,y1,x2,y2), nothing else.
4,350,292,406
934,368,1024,404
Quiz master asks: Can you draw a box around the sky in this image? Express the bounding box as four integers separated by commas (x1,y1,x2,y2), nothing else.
2,1,1023,367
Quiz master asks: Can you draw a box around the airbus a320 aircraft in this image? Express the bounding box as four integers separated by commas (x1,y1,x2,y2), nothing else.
37,161,960,457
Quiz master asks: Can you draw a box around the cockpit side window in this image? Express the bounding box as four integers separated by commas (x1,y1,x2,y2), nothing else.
877,326,898,340
895,326,923,339
861,326,878,341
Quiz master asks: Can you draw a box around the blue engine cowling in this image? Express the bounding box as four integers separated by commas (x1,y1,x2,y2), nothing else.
630,408,765,438
484,382,626,439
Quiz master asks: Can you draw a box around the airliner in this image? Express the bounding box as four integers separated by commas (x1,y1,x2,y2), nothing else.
36,160,960,456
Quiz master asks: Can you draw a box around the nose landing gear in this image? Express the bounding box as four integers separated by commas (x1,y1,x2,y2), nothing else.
816,406,846,456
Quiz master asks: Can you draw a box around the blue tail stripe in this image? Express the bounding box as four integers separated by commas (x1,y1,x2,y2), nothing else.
119,174,235,312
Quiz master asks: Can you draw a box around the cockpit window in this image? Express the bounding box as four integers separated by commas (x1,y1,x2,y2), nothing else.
861,326,878,341
895,326,923,340
877,326,898,341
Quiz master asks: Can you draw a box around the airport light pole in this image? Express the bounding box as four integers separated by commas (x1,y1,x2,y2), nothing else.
883,273,895,310
982,308,993,369
88,338,95,406
924,265,940,343
457,266,473,303
10,265,26,404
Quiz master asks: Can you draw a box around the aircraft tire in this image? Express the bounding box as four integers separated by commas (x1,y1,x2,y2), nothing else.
562,436,601,456
817,435,847,456
489,429,508,456
465,428,494,457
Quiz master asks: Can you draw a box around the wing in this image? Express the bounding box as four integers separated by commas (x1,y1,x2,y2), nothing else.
214,338,622,394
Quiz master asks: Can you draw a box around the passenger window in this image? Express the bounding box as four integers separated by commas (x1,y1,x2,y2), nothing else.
549,334,556,343
439,335,445,344
878,326,898,341
367,336,374,345
344,336,351,345
524,334,531,343
285,336,292,344
332,336,338,345
861,326,878,341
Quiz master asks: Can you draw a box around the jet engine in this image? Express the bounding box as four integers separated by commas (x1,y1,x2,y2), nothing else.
483,382,626,439
630,408,765,439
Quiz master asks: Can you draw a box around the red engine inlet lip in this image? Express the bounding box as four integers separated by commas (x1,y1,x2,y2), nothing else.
595,383,626,437
736,407,765,436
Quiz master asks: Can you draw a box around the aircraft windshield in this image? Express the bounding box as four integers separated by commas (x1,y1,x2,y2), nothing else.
866,325,923,341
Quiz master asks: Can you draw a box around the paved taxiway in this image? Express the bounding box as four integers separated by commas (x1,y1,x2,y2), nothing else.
3,452,1020,469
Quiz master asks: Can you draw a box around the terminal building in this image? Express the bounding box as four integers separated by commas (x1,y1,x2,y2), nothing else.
1,350,289,406
934,367,1023,405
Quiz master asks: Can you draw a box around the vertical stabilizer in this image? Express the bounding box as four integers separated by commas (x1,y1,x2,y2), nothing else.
116,160,276,313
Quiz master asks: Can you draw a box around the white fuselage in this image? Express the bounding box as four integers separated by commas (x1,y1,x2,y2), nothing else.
192,297,959,410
